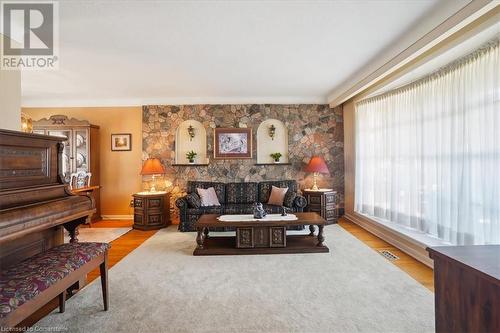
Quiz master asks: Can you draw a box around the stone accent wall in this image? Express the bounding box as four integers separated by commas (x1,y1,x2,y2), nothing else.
142,104,344,220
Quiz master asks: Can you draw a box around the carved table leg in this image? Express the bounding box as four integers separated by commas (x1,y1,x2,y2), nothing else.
317,225,325,247
203,227,209,239
309,225,315,236
63,217,86,243
68,228,79,243
196,228,205,249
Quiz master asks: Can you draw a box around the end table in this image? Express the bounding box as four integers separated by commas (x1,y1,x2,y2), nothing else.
303,189,338,224
132,191,170,230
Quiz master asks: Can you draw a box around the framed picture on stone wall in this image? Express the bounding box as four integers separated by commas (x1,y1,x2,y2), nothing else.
214,128,252,159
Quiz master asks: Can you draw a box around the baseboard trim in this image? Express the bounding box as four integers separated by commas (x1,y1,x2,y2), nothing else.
344,212,434,268
101,215,134,220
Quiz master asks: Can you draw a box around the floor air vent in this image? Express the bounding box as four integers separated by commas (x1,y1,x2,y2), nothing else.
379,250,399,261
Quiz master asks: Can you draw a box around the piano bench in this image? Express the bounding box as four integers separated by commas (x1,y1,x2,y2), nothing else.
0,242,110,328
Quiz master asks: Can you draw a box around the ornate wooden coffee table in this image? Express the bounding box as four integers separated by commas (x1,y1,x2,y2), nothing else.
193,212,328,255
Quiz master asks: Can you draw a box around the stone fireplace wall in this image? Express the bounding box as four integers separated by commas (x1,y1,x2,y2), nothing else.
142,104,344,221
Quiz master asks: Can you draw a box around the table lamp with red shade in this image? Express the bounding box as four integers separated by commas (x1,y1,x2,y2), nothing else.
140,158,166,192
304,156,330,190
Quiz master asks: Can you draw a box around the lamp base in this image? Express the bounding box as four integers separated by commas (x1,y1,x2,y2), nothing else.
150,174,157,192
310,172,320,190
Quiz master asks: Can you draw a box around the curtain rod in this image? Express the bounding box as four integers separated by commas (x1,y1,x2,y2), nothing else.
357,37,499,106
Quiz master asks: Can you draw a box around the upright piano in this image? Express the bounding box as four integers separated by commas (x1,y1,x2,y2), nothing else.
0,129,95,269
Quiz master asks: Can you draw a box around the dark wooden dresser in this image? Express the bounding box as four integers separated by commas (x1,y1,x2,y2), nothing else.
303,189,337,224
427,245,500,333
132,191,170,230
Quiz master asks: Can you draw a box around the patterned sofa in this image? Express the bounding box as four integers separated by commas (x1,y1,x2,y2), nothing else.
176,180,307,232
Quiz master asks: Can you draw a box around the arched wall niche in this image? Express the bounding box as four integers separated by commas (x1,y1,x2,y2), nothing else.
256,119,289,164
175,120,207,164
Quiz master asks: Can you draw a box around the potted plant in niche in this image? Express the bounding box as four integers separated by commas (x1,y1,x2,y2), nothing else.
270,152,282,163
186,150,197,164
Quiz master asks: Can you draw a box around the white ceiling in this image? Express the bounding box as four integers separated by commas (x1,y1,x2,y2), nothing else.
20,0,471,107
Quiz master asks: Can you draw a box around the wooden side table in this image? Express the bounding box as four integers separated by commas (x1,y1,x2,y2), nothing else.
303,189,337,224
132,191,170,230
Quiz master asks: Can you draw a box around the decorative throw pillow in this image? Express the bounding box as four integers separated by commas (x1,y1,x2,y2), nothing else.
197,187,221,206
185,193,201,208
283,191,297,208
267,186,288,206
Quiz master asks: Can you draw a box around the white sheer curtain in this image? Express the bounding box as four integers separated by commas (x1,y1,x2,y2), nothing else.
355,39,500,245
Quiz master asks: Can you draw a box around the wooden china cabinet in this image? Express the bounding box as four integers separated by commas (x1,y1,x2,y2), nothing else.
33,115,101,220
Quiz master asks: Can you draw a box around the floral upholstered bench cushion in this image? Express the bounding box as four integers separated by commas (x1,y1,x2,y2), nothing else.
0,242,110,318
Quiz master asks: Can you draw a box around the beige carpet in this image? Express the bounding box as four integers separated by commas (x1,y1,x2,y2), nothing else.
64,228,132,244
37,225,434,333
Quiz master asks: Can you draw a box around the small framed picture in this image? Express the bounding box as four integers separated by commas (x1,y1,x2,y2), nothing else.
214,128,252,159
111,133,132,151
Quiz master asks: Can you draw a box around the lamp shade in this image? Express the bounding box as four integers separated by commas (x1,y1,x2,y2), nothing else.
304,156,330,174
140,158,166,175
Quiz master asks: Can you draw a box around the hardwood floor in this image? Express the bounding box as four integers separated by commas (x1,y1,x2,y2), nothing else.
338,217,434,291
85,220,135,228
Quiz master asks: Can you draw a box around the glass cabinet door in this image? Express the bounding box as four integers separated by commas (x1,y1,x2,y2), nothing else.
74,129,89,173
48,130,73,182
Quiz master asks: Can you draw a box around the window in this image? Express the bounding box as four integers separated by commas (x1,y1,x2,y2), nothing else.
355,39,499,245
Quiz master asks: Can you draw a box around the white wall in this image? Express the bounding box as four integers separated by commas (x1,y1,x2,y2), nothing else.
0,34,21,131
